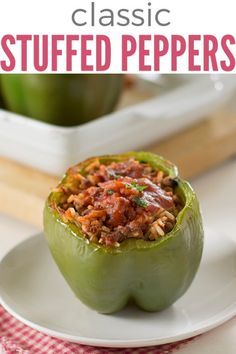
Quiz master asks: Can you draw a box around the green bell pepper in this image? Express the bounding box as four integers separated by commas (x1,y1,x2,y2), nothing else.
0,74,123,126
44,152,204,313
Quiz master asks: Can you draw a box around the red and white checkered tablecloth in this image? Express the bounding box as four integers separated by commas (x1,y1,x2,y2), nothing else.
0,306,197,354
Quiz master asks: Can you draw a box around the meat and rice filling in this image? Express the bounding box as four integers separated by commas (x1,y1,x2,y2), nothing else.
54,159,183,247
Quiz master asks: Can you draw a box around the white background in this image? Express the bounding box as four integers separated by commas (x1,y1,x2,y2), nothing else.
0,0,235,72
0,0,235,34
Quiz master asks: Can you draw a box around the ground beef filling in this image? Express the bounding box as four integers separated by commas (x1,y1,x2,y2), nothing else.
55,159,183,247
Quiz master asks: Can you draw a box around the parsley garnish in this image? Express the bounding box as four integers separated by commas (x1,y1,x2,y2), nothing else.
133,197,148,208
114,174,121,179
107,190,114,195
109,171,121,179
125,182,147,192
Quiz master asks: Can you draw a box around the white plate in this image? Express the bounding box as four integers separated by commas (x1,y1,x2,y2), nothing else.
0,229,236,348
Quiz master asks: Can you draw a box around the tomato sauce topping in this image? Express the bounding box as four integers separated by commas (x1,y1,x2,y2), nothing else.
54,159,183,246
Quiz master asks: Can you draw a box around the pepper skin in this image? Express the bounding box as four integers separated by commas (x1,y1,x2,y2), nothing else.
44,152,204,313
0,74,124,126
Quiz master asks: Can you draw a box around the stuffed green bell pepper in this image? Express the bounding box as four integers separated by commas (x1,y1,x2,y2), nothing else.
0,74,123,126
44,152,204,313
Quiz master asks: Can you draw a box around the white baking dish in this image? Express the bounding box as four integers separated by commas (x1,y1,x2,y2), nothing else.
0,75,235,175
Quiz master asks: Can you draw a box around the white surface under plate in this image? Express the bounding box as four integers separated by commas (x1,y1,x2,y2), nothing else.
0,228,236,348
0,75,236,175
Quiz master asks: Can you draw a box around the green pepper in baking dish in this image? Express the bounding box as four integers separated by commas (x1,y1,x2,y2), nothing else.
43,152,204,313
0,74,123,126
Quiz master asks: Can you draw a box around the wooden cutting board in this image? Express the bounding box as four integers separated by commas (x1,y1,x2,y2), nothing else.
0,106,236,228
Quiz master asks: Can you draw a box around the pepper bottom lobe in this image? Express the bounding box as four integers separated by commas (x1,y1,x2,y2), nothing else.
44,192,203,314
